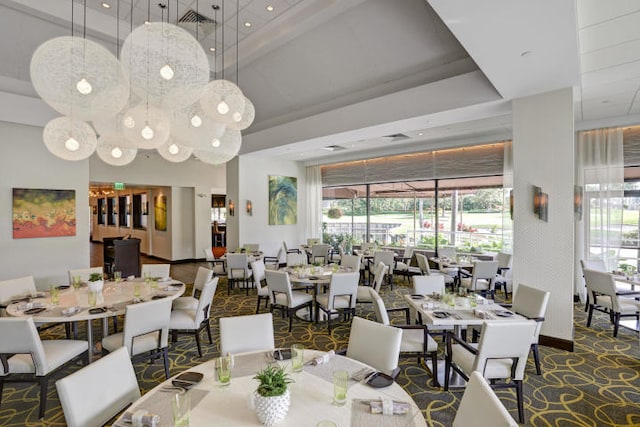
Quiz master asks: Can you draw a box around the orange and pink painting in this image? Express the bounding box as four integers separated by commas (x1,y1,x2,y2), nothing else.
12,188,76,239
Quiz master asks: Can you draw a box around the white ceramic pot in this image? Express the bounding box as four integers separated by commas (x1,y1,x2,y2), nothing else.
254,389,290,426
88,280,103,293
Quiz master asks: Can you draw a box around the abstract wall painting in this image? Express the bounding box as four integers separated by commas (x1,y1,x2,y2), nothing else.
12,188,76,239
154,194,167,231
269,175,297,225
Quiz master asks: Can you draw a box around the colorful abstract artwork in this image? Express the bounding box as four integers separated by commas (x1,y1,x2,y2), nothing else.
269,175,297,225
12,188,76,239
154,194,167,231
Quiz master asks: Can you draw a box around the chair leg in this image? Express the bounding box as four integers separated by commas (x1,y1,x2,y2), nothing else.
327,310,332,334
515,379,525,424
38,376,48,419
206,321,213,344
288,308,293,332
531,343,541,375
195,331,203,357
613,312,620,337
430,352,440,388
256,297,262,314
586,305,594,327
163,347,170,379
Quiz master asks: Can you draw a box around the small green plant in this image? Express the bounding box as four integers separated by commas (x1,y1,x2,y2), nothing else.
88,273,102,282
253,365,293,397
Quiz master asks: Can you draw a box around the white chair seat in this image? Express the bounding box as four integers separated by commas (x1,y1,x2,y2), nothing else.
316,294,351,309
172,296,199,311
401,329,438,353
230,270,253,280
4,340,87,375
169,308,198,329
102,331,161,355
356,286,372,301
257,286,270,297
451,343,517,380
595,295,639,313
274,291,313,307
461,277,491,290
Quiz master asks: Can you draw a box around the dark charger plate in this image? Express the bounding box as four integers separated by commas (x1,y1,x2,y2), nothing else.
366,372,394,388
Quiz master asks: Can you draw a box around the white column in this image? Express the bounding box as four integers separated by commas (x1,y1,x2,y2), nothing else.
512,88,575,342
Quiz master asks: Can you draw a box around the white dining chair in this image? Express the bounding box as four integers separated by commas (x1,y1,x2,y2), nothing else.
311,244,331,264
101,298,173,379
511,283,550,375
282,241,300,254
250,259,271,313
286,252,308,267
140,263,171,279
226,253,253,295
203,247,226,275
67,267,103,284
346,316,402,378
356,262,388,304
494,252,513,297
459,260,499,298
315,271,359,333
394,246,420,282
412,274,446,296
265,270,313,332
340,254,361,271
56,347,140,427
172,266,213,311
219,313,275,355
0,276,37,316
453,372,518,427
170,277,218,357
0,317,88,418
368,251,395,289
415,253,455,290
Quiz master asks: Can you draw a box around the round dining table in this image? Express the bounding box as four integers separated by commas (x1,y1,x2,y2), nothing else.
113,349,427,427
6,278,185,362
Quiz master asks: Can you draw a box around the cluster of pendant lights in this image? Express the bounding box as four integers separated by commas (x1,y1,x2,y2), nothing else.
30,1,254,166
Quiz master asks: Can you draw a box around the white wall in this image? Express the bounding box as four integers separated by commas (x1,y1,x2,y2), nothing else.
227,156,307,259
90,155,226,260
171,187,195,260
512,88,575,341
0,121,90,288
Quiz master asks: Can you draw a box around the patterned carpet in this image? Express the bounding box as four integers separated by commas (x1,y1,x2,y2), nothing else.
1,273,639,427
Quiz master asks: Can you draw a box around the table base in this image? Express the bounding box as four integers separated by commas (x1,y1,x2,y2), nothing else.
295,308,339,323
619,319,640,333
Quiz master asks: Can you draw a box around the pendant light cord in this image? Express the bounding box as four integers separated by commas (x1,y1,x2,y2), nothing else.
236,0,239,85
213,5,219,80
221,0,225,80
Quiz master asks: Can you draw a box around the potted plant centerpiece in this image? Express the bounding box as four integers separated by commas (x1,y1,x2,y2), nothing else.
87,272,104,293
253,365,293,426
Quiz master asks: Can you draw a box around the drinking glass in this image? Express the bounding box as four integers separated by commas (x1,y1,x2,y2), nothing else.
72,275,82,290
172,390,191,427
468,292,477,308
332,370,348,406
133,283,142,298
88,291,98,307
291,344,304,373
113,271,122,283
216,355,232,386
150,278,158,291
50,285,59,306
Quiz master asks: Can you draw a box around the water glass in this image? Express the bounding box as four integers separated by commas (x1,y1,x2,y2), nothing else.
468,293,477,308
88,291,98,307
133,283,142,298
172,390,191,427
216,355,232,386
332,370,348,406
291,344,304,372
72,275,82,290
113,271,122,283
50,285,60,306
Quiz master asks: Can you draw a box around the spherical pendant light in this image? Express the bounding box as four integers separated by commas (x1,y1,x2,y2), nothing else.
121,104,171,149
96,134,137,166
30,36,129,121
43,116,97,161
227,97,255,131
199,79,246,125
120,22,210,111
171,104,226,149
193,128,242,165
157,138,193,162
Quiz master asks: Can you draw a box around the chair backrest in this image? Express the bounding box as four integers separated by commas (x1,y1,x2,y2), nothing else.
582,269,622,312
265,269,294,305
123,298,172,356
340,254,361,271
286,253,307,267
68,267,103,283
244,243,260,252
360,242,376,252
192,266,214,296
580,258,606,272
140,264,170,279
56,347,141,427
219,313,275,355
438,246,457,259
307,237,321,246
346,317,402,376
369,288,391,326
471,261,499,287
372,262,389,293
0,317,48,375
326,272,359,309
512,283,550,342
415,253,432,275
194,277,219,325
311,244,331,263
403,246,414,260
496,252,512,270
226,253,249,277
0,276,37,306
412,275,445,295
474,321,537,381
373,250,395,268
453,371,518,427
203,247,215,261
251,259,267,284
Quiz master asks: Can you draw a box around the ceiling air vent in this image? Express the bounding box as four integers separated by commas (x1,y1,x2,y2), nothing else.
322,145,347,151
384,133,410,142
177,9,217,39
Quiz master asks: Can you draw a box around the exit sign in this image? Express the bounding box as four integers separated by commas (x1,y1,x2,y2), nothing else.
113,182,125,190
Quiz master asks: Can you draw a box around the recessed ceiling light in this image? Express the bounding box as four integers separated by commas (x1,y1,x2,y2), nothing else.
101,2,111,8
266,5,274,12
144,20,150,25
417,132,424,136
244,21,252,27
209,47,216,52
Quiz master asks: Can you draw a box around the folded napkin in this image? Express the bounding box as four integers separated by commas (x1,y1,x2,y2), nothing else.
309,350,335,366
122,409,160,427
474,309,491,319
367,399,411,415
